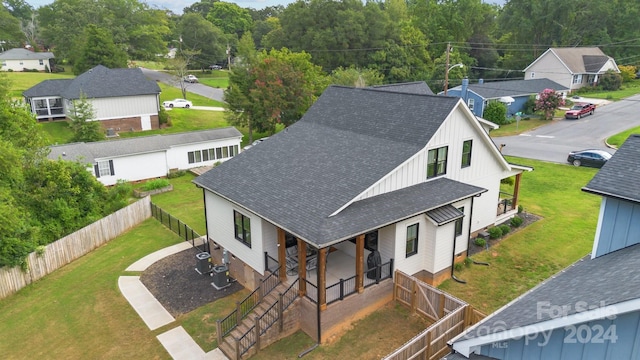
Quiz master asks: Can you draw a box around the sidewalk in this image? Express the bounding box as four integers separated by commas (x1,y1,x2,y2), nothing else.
118,242,229,360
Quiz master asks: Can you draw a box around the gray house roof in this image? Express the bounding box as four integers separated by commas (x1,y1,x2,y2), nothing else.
456,242,640,342
449,78,569,100
582,134,640,204
23,65,161,99
524,47,617,74
193,85,486,247
48,127,243,163
372,81,434,95
0,48,54,60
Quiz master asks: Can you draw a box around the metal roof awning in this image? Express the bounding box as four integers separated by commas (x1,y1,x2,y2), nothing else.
426,205,464,226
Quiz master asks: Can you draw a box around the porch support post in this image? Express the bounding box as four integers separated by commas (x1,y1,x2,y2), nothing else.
277,228,287,281
513,173,522,209
298,239,307,297
355,234,365,293
318,248,327,310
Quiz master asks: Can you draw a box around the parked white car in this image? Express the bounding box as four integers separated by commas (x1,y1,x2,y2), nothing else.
163,99,193,108
184,74,198,83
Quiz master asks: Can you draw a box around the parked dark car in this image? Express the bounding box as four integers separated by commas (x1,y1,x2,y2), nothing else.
567,149,612,168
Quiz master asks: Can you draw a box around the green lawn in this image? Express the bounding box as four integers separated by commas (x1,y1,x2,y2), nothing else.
149,172,206,234
4,71,74,98
439,157,600,313
576,80,640,100
606,126,640,148
38,120,74,145
489,118,551,137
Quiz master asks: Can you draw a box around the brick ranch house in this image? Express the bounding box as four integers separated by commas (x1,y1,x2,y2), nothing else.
23,65,161,133
193,82,532,347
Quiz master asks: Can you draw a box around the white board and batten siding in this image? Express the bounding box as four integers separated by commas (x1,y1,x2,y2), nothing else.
85,95,158,121
95,151,168,186
356,104,509,233
204,191,266,274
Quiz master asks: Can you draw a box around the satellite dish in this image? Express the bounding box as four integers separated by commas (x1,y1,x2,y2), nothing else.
499,96,515,104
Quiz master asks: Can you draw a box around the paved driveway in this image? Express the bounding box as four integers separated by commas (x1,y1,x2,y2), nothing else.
494,94,640,164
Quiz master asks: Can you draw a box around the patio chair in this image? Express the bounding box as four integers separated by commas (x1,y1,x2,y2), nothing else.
306,256,318,271
285,245,298,275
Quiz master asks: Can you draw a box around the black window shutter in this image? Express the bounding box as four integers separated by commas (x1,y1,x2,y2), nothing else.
108,160,114,176
94,164,100,178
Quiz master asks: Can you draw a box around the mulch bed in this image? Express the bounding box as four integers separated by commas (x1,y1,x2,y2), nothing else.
467,212,542,257
139,246,244,317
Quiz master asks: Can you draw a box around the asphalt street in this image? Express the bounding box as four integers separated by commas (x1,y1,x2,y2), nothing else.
493,94,640,164
140,67,225,103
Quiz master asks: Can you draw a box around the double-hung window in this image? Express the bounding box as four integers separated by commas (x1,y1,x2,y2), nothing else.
234,210,251,247
427,146,448,178
94,160,114,178
461,140,472,168
406,223,419,257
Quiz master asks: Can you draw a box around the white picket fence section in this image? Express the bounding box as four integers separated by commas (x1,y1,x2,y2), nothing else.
0,196,152,299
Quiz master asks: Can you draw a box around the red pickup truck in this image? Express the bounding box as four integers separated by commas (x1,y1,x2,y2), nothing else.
565,102,596,119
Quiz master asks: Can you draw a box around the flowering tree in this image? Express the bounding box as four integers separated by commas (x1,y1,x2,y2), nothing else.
535,88,565,120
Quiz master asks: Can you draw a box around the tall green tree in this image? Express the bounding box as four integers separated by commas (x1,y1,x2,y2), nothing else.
38,0,169,63
224,33,259,143
207,1,252,39
175,12,227,69
329,66,383,87
74,24,127,74
0,4,23,49
69,94,104,142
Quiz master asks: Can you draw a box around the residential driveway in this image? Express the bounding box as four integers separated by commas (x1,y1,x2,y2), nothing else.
140,67,225,103
494,94,640,164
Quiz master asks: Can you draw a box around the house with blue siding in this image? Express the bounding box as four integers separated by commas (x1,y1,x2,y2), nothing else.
444,78,568,118
447,134,640,359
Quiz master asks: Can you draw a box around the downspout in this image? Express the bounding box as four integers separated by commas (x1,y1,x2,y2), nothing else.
466,195,490,266
200,186,211,254
451,223,466,284
298,255,321,357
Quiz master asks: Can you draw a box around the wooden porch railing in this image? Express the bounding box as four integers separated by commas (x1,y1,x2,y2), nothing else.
216,266,281,342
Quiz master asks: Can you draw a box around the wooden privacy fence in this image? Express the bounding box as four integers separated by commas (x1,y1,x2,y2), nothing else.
384,271,486,360
0,196,152,299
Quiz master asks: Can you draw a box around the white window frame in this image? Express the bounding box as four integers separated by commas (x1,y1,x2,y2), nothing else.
467,98,475,111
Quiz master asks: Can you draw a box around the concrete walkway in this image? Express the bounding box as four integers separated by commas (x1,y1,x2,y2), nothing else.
118,242,229,360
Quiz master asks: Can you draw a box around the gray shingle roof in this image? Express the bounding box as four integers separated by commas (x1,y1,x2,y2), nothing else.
550,47,611,74
193,85,479,246
0,48,54,60
583,55,610,73
48,127,243,164
582,134,640,203
459,242,640,341
22,79,74,98
23,65,160,99
372,81,434,95
449,78,569,99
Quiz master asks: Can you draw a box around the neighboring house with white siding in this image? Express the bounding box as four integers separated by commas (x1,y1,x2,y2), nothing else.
524,47,620,92
193,82,531,344
0,48,55,72
448,135,640,360
48,128,242,186
23,65,161,133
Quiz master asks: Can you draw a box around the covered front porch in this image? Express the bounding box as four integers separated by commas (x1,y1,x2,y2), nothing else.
273,229,394,309
496,172,524,223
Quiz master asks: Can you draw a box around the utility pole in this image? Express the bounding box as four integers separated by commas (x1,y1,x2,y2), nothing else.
226,44,231,70
444,42,451,96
